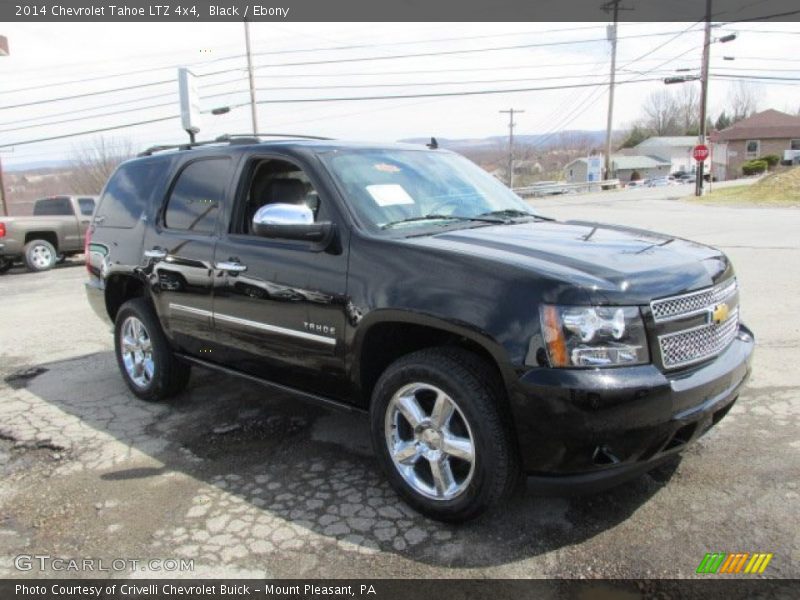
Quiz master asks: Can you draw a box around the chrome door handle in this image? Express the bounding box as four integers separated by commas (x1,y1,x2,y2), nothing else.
215,261,247,272
144,248,167,259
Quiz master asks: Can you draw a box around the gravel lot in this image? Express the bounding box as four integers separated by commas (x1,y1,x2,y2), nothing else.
0,193,797,580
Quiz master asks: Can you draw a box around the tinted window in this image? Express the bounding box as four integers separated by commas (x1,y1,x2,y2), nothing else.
96,159,170,228
33,196,72,216
78,198,95,216
164,158,230,233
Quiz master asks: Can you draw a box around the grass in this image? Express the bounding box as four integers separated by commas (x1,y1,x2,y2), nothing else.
697,167,800,206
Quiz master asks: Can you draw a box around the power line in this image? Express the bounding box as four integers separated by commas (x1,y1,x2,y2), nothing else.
0,79,173,111
0,115,179,149
0,24,613,95
1,78,664,150
202,29,697,76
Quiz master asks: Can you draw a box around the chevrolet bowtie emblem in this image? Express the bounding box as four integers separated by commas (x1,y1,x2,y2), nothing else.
711,303,730,324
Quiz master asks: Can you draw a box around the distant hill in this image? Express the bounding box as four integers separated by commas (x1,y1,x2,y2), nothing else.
3,159,74,172
400,130,608,150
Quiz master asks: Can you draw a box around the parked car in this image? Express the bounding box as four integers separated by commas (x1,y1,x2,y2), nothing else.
646,176,679,187
625,179,649,188
85,137,754,521
677,174,696,184
0,195,97,273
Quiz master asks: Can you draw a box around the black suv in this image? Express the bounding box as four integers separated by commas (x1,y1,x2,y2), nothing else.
85,136,754,521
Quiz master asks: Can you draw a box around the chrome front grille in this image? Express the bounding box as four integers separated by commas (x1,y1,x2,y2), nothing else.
651,278,737,323
659,309,740,369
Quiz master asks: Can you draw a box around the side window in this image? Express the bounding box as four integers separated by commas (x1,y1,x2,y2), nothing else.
236,159,322,235
745,140,760,158
33,196,72,216
164,158,230,234
96,159,171,228
78,198,95,216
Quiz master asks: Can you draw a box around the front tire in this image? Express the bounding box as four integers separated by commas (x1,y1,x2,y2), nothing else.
114,298,191,402
24,239,57,272
370,347,519,522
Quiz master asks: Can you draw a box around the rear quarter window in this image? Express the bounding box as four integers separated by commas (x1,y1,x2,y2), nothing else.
78,197,95,216
95,159,171,228
33,196,72,216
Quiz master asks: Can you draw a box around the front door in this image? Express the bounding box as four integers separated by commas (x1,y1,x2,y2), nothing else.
144,156,235,356
211,155,350,400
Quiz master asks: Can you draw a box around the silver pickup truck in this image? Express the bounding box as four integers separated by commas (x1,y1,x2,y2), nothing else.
0,195,96,273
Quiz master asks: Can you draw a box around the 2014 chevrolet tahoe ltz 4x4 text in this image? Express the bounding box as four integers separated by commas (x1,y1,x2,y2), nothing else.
85,136,754,521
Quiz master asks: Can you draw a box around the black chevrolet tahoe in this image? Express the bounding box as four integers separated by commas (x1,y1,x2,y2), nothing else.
85,136,754,521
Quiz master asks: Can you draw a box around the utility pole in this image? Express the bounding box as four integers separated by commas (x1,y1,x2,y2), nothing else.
0,153,8,217
696,0,713,197
0,35,9,217
602,0,620,180
499,108,524,188
244,21,258,135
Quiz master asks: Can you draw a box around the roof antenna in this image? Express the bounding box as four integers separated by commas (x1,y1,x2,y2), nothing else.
427,137,438,149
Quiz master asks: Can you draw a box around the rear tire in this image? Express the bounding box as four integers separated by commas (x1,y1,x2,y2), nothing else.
114,297,191,402
370,347,519,522
24,240,57,272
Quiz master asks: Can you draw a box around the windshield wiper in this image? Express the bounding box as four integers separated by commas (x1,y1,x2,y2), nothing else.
380,214,506,229
476,209,551,221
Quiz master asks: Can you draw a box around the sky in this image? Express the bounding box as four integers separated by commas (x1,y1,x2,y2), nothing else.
0,20,798,168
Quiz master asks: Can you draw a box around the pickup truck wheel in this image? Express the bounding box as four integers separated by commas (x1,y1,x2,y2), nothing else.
114,298,191,402
24,240,57,272
0,258,12,274
370,347,519,522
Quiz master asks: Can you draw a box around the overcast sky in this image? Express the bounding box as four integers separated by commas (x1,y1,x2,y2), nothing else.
0,21,798,168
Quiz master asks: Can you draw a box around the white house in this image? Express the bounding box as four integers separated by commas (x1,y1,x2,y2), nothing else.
634,136,698,174
564,155,671,183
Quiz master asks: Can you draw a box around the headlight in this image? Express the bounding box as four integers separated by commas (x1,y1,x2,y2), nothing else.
540,305,649,367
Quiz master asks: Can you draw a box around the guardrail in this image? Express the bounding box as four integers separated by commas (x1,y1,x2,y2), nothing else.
513,179,621,197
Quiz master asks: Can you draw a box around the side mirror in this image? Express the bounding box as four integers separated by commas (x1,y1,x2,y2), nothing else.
252,203,333,243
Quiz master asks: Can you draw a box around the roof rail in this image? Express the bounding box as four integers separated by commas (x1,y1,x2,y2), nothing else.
137,139,224,157
137,133,334,157
216,133,334,142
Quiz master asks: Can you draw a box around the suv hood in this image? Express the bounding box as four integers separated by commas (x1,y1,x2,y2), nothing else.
406,220,730,304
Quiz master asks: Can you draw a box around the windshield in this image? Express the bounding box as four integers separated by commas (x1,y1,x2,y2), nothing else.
319,149,537,233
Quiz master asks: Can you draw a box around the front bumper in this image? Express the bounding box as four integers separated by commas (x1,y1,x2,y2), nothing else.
511,323,754,485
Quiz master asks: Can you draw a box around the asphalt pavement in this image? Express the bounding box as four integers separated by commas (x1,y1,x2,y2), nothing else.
0,192,797,580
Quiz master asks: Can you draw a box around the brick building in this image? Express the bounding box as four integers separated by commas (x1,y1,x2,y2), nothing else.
710,109,800,181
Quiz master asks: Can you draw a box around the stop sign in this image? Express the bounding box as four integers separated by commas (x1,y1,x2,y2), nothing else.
693,144,710,161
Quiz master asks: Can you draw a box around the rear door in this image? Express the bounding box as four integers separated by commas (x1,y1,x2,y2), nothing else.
144,155,236,356
211,153,351,400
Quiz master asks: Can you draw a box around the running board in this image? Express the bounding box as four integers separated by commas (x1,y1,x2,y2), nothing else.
175,353,366,415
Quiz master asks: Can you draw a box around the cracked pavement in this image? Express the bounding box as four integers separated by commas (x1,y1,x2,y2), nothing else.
0,196,798,579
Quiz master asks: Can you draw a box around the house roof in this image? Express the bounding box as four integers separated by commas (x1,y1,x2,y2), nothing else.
564,154,670,171
635,136,697,149
714,109,800,141
611,155,671,170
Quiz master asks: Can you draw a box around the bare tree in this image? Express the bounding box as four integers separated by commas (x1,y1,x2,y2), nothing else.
674,83,700,134
641,90,681,136
68,137,134,195
728,81,763,123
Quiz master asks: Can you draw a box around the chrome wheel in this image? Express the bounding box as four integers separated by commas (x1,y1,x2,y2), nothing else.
120,316,155,389
384,383,475,501
30,244,53,268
